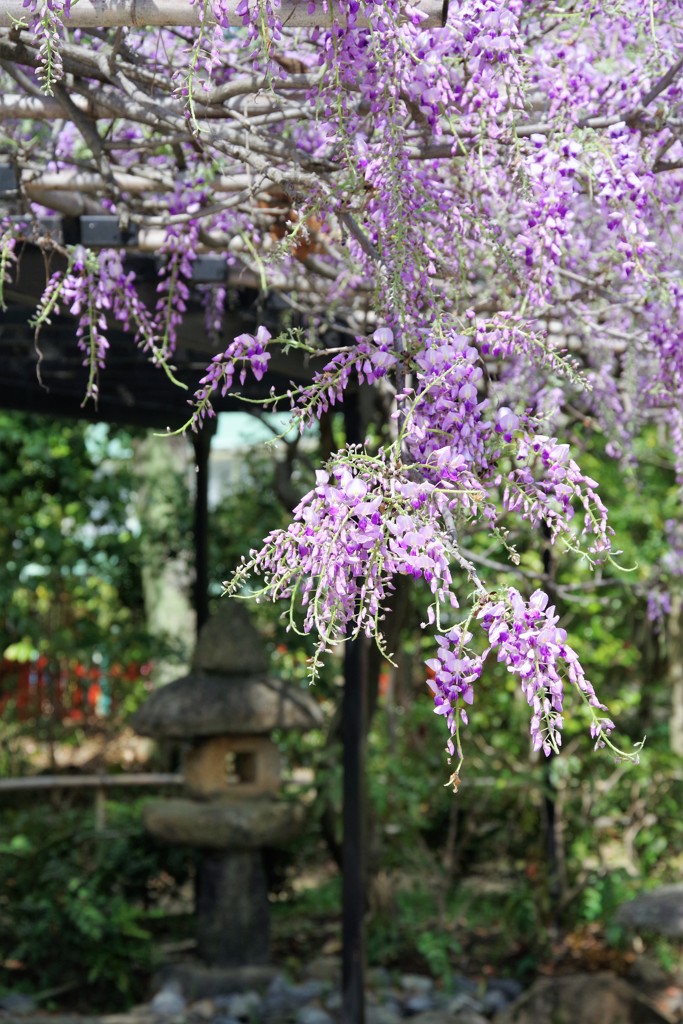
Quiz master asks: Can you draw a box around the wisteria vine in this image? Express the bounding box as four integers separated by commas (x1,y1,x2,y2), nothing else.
1,0,678,781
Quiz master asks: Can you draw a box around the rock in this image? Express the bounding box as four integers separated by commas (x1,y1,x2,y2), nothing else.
261,973,292,1017
189,997,216,1019
404,992,436,1014
486,978,524,1002
192,603,270,676
409,1012,484,1024
367,1005,403,1024
289,980,328,1004
151,981,187,1018
305,955,342,985
0,993,38,1015
367,966,393,989
448,976,480,997
324,990,343,1012
617,885,683,938
401,974,435,994
416,1012,455,1022
627,954,673,990
131,673,322,739
213,995,236,1011
226,990,262,1019
481,987,511,1016
142,795,307,849
296,1006,335,1024
153,962,279,1001
262,976,327,1019
495,972,674,1024
447,993,485,1016
451,1012,490,1024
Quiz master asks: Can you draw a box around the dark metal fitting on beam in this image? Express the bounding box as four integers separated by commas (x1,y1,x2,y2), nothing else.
0,164,18,198
80,215,139,248
191,255,228,284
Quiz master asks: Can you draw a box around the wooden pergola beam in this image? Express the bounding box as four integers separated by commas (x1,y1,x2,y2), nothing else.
0,0,444,30
19,169,280,197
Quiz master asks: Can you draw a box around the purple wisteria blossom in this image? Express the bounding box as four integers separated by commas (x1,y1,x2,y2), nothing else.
191,326,272,429
427,588,620,784
290,328,399,429
1,0,669,782
477,588,613,756
229,449,460,676
154,220,199,359
22,0,71,92
426,626,481,750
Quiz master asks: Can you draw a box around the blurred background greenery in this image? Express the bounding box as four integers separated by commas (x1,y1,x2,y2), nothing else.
0,408,681,1011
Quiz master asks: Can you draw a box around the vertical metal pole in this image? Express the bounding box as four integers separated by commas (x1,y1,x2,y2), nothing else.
192,429,212,635
342,392,367,1024
542,526,562,921
342,636,367,1024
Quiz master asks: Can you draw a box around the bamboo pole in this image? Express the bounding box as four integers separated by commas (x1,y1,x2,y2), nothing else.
0,0,444,30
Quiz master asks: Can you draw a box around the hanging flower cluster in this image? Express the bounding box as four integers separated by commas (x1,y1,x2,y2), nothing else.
188,309,638,773
21,0,71,92
154,220,199,360
222,315,639,771
60,247,111,401
191,326,272,428
228,448,463,674
428,588,621,787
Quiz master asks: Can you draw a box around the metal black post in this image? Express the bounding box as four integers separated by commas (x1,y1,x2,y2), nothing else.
192,428,212,635
342,635,367,1024
342,390,367,1024
541,525,562,923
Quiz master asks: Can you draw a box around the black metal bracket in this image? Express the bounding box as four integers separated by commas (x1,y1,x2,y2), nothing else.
191,255,227,284
0,164,18,198
79,215,139,248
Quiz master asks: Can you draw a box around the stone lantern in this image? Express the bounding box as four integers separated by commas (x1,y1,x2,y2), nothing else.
131,604,321,968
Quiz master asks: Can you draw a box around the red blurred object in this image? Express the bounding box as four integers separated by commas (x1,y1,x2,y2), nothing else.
0,657,148,721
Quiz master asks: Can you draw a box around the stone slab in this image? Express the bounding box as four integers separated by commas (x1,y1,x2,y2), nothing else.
196,851,270,967
495,972,673,1024
154,962,279,1001
617,884,683,938
142,796,307,849
192,602,269,676
130,673,322,738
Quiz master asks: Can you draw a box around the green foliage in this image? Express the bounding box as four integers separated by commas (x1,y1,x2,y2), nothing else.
368,886,444,969
0,412,151,668
0,800,194,1009
579,873,632,927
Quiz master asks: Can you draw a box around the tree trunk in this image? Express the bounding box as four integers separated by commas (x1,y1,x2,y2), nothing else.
134,433,195,685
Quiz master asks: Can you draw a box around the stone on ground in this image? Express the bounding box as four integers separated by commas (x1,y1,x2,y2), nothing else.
495,971,675,1024
617,885,683,938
